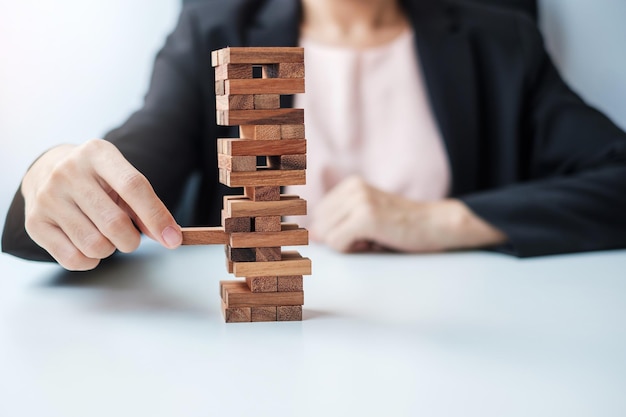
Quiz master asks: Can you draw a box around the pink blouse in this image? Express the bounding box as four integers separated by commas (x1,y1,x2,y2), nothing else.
287,30,451,225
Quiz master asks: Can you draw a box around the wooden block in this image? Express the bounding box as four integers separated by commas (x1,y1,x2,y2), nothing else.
217,109,304,126
215,80,225,95
222,212,252,233
219,168,305,187
254,94,280,109
239,125,282,140
221,280,303,307
218,154,256,172
212,47,304,66
268,154,307,170
277,275,303,292
226,258,234,274
214,63,253,80
219,138,306,156
225,245,256,262
222,301,252,323
256,247,282,262
225,79,304,95
281,124,305,139
180,227,228,245
262,64,279,78
277,305,302,321
232,251,312,277
246,276,278,293
245,186,280,201
278,63,305,79
227,195,307,218
230,226,308,248
251,306,278,322
211,50,219,67
215,94,254,111
254,216,282,232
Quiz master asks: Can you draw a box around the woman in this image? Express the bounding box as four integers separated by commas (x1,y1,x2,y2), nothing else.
3,0,626,270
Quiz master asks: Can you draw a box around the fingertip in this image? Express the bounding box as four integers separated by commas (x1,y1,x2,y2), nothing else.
161,225,182,249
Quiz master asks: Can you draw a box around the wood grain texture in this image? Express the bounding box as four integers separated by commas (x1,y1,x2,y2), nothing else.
212,47,304,66
219,138,306,156
278,63,305,79
281,124,305,139
256,247,282,262
230,227,308,248
222,281,303,307
219,168,305,187
225,245,256,262
222,301,252,323
254,94,280,109
180,227,228,245
217,109,304,126
277,275,303,292
245,186,280,201
232,251,312,277
246,276,278,293
214,63,253,80
222,212,252,233
227,195,307,217
254,216,281,232
268,154,307,170
239,124,282,140
215,94,254,111
251,306,278,322
215,80,225,96
225,79,304,95
218,154,256,172
277,305,302,321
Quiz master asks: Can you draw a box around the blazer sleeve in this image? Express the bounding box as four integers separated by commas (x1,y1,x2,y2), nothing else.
461,15,626,257
1,6,206,262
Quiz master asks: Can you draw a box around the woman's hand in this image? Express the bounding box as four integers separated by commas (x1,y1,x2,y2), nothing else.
21,139,182,271
310,175,507,253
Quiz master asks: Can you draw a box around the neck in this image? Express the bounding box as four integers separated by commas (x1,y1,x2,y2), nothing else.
301,0,408,48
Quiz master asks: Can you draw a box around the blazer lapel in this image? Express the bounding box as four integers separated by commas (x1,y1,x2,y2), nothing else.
405,2,481,196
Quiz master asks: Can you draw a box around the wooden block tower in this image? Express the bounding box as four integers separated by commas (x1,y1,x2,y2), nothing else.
179,47,311,323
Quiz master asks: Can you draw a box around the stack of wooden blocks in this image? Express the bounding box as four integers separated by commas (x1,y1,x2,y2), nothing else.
181,46,311,323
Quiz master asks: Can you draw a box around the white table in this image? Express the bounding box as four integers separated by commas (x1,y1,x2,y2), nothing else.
1,241,625,417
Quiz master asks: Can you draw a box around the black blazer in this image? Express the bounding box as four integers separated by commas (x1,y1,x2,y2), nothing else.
3,0,626,260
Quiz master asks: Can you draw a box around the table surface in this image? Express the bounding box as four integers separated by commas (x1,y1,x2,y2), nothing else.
1,241,625,417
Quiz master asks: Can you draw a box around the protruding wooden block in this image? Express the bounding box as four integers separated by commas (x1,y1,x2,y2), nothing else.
268,155,307,170
227,195,307,217
230,226,308,248
277,275,304,292
239,124,282,140
232,251,311,277
254,216,281,232
246,276,278,293
277,305,302,321
225,245,256,262
219,168,305,187
226,258,234,274
215,80,225,96
218,154,257,172
256,247,282,262
219,138,306,156
215,94,254,111
217,109,304,126
211,47,304,66
281,124,305,139
180,227,229,245
222,212,252,233
251,306,278,322
221,280,303,307
254,94,280,110
225,79,304,95
222,301,252,323
245,186,280,201
214,64,253,80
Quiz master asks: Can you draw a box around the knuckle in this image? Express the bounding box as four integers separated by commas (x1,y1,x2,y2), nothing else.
59,247,98,271
102,211,129,235
120,171,149,194
82,233,114,259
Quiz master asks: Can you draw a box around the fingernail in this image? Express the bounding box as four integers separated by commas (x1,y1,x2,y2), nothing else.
162,226,182,248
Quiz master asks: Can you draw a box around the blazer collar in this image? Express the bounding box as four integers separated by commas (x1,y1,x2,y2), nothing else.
240,0,481,196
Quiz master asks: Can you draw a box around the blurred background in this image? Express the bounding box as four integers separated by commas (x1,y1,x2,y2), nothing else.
1,0,625,237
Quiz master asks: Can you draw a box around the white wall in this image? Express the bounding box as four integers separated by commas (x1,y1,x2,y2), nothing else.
0,0,181,221
539,0,626,132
